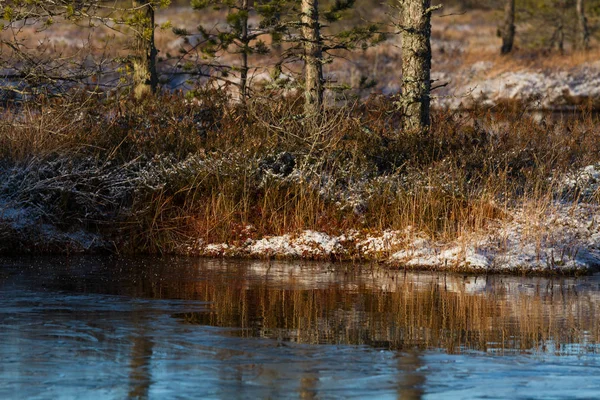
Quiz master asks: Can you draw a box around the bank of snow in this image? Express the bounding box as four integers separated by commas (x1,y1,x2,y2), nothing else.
184,197,600,275
435,64,600,110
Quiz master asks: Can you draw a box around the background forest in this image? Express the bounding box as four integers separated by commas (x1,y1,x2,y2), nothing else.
1,0,599,104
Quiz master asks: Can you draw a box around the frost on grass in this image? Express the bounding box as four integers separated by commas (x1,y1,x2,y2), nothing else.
0,153,219,253
356,230,405,256
560,164,600,201
183,161,600,273
486,202,600,272
0,199,102,252
3,145,600,274
392,201,600,273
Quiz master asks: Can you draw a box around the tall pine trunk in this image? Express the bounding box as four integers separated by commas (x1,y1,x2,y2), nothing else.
132,0,158,98
400,0,433,132
240,0,249,102
301,0,324,115
576,0,590,51
500,0,515,55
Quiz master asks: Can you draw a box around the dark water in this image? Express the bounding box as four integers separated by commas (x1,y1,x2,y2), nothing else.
2,257,600,399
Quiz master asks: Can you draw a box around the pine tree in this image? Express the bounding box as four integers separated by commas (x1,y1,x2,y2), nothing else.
131,1,160,98
293,0,382,115
0,1,107,95
519,0,582,53
576,0,590,50
0,0,170,98
500,0,515,54
188,0,285,102
397,0,438,132
301,0,324,114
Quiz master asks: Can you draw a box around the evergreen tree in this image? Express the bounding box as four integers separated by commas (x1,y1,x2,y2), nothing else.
519,0,583,53
301,0,324,114
292,0,382,114
0,0,171,98
396,0,439,132
131,1,161,97
499,0,515,54
0,1,108,95
187,0,287,101
576,0,590,50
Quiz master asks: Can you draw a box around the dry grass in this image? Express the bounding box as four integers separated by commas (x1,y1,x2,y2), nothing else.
2,3,600,272
1,88,599,256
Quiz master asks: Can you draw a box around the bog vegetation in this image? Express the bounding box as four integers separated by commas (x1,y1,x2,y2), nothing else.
0,0,599,273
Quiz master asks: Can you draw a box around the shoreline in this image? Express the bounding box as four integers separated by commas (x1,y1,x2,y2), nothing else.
3,200,599,277
1,95,599,278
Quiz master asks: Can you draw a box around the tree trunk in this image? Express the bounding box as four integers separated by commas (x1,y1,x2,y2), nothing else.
240,0,249,102
400,0,433,132
500,0,515,55
557,23,564,54
301,0,324,115
576,0,590,51
132,0,158,99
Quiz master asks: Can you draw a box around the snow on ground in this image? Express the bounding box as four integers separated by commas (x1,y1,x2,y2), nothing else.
186,178,600,274
390,242,491,271
397,198,600,273
561,163,600,200
356,230,404,256
435,65,600,110
247,230,345,258
0,202,31,230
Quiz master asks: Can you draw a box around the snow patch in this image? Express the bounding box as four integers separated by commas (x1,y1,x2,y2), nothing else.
248,230,344,258
560,164,600,200
440,68,600,109
392,243,491,271
356,230,404,255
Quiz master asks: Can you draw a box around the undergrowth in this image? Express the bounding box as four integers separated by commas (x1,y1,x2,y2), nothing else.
0,89,599,254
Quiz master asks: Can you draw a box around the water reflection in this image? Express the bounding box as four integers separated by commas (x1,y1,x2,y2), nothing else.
14,257,600,354
1,256,600,399
396,352,425,400
155,261,600,355
128,317,154,399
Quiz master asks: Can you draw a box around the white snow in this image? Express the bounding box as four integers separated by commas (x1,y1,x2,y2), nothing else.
437,66,600,109
248,230,344,258
0,203,31,230
391,243,491,271
203,243,230,256
356,230,404,255
4,156,600,273
0,199,104,251
560,163,600,199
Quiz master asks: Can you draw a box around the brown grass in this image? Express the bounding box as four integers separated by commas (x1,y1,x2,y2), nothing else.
1,88,599,255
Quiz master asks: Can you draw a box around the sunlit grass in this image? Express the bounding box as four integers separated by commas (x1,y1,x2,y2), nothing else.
1,88,599,264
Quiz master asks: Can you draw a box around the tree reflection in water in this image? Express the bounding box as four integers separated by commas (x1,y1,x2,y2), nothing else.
2,257,600,398
167,261,600,355
18,257,600,354
128,313,154,399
